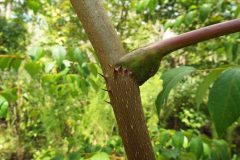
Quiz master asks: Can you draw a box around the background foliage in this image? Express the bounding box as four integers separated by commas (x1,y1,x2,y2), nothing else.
0,0,239,159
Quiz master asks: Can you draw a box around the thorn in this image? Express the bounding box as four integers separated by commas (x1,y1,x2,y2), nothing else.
102,88,110,92
102,87,113,94
98,73,108,80
123,67,127,73
104,100,112,105
108,64,113,68
114,66,120,72
114,66,123,74
128,71,133,77
119,66,123,71
98,72,104,77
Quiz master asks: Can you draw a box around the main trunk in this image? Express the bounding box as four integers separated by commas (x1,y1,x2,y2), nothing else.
70,0,155,159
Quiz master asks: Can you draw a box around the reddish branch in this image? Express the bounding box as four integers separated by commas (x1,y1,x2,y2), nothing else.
117,19,240,85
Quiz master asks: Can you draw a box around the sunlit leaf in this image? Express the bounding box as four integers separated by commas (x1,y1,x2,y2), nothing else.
88,152,109,160
172,131,184,149
51,45,67,66
26,0,40,13
189,136,203,159
0,89,17,103
24,61,42,77
199,4,212,21
160,148,179,159
208,67,240,136
0,96,8,118
88,63,98,77
155,66,196,115
27,46,45,61
195,69,225,107
184,11,196,25
212,140,230,160
0,57,22,71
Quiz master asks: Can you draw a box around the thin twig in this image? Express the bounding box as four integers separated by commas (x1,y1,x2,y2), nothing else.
0,55,25,59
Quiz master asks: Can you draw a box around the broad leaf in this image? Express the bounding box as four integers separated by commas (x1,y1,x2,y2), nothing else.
174,16,184,29
0,96,8,118
27,46,45,61
172,131,184,149
210,140,229,160
155,66,196,115
0,57,22,71
189,137,203,159
24,61,42,77
212,140,229,160
0,89,17,103
199,4,212,21
88,152,109,160
26,0,40,13
195,69,225,107
208,67,240,136
184,11,196,25
88,63,98,77
160,148,179,159
51,45,67,65
68,47,88,65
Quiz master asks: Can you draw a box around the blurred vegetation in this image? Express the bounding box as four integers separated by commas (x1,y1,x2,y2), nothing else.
0,0,240,159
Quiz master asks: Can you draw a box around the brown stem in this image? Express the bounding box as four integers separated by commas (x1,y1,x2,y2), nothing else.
0,55,24,59
117,19,240,85
70,0,155,159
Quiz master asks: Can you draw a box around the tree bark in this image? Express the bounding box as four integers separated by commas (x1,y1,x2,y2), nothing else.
70,0,155,159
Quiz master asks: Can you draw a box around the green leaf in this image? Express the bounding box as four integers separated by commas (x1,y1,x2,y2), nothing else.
180,152,197,160
208,67,240,136
67,151,81,160
51,45,67,65
88,152,109,160
172,132,184,149
0,89,17,103
199,4,211,21
174,16,184,29
88,63,98,77
11,59,22,71
184,11,196,25
26,0,40,13
82,62,90,77
148,0,157,12
136,0,151,12
0,96,8,118
189,137,203,159
68,47,88,65
27,46,45,61
77,79,89,94
159,131,171,145
203,143,210,158
155,66,196,115
232,43,238,61
24,61,42,77
0,58,11,70
160,148,179,159
212,140,229,160
0,57,22,71
195,69,225,107
210,140,229,160
88,78,99,91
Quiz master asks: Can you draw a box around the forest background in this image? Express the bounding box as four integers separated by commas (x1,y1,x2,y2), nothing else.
0,0,240,159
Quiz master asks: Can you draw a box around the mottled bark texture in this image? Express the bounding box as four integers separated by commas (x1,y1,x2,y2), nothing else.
70,0,155,159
